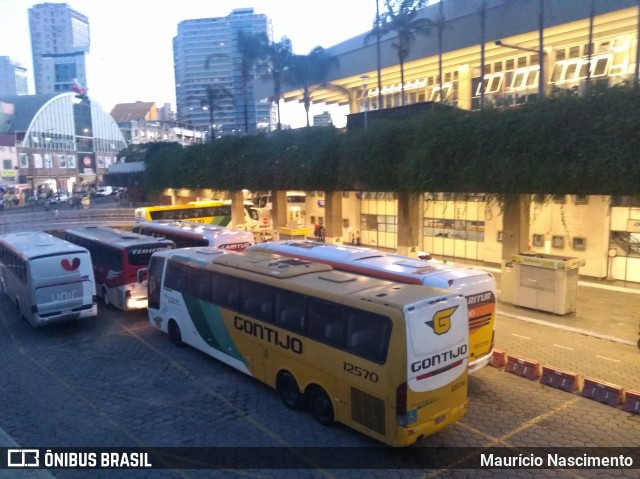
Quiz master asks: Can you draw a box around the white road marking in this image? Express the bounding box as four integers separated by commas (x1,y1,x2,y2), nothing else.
596,355,621,363
553,344,574,350
511,333,530,339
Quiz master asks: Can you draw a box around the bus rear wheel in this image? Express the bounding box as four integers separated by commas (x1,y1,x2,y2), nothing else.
307,386,334,426
276,371,304,410
168,320,185,348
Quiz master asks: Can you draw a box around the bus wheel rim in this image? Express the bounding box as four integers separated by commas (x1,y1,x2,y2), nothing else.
310,388,333,424
278,373,302,409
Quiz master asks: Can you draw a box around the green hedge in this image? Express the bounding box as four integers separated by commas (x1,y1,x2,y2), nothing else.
144,84,640,196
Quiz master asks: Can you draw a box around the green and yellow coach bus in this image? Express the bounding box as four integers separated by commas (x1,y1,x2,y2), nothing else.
147,247,469,446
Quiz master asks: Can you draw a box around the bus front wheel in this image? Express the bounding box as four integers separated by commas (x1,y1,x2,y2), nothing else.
307,386,334,426
15,299,26,322
101,286,111,308
276,371,304,410
168,320,185,348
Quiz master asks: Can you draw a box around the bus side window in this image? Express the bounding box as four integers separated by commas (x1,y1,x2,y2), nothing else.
213,273,239,310
165,260,188,292
275,291,305,333
347,311,391,363
306,298,346,348
188,267,212,302
240,281,274,323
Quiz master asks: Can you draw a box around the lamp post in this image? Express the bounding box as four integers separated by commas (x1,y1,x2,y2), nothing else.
360,75,370,130
375,0,382,99
45,129,55,193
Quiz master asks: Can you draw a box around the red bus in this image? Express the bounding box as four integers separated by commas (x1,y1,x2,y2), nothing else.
63,226,174,310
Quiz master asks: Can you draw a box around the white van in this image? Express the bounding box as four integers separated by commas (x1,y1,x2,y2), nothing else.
95,186,114,197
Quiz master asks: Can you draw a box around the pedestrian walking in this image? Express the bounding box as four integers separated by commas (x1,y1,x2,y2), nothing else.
355,230,360,246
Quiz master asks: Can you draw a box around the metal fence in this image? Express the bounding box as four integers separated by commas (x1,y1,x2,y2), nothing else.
0,208,136,234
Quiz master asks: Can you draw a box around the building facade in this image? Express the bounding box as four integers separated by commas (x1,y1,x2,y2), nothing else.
173,8,273,136
110,101,204,145
277,0,638,116
271,0,640,282
0,57,28,97
29,3,90,95
0,93,126,195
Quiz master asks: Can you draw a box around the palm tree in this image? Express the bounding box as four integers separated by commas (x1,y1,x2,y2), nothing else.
373,0,431,106
286,47,339,127
201,85,234,140
203,51,233,137
236,30,269,133
264,37,293,131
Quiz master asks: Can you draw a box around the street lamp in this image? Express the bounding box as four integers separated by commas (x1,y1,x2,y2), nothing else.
45,129,55,193
494,40,539,54
375,0,382,98
360,74,370,130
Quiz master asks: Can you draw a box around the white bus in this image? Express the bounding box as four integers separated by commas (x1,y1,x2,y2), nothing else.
254,191,307,226
147,247,469,446
248,241,497,375
132,220,254,251
0,231,97,327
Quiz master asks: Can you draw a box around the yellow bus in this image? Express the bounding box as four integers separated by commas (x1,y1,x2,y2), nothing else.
134,200,260,229
248,241,496,375
147,248,469,446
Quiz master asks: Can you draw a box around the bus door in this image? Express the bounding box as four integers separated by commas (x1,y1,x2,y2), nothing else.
31,253,93,316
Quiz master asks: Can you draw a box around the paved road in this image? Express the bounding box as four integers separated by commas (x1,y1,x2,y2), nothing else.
0,223,638,477
482,264,640,393
0,295,638,478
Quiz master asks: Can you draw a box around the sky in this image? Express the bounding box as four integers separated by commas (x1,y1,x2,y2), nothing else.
0,0,384,128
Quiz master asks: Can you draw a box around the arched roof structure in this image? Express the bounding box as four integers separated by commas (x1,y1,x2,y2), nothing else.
0,92,126,153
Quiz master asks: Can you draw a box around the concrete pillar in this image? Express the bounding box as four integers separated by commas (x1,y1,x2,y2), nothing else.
169,188,177,206
397,192,423,257
501,194,530,261
271,190,288,235
230,190,245,228
324,191,344,244
457,64,471,110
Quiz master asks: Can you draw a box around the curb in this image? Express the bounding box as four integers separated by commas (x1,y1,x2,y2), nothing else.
490,350,639,415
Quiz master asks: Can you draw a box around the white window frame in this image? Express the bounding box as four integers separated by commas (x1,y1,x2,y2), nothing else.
475,73,503,95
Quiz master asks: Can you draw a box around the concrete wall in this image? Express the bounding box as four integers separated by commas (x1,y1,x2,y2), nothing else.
527,196,610,278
